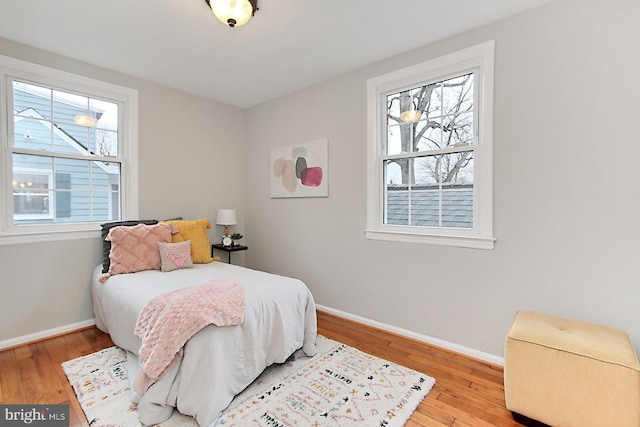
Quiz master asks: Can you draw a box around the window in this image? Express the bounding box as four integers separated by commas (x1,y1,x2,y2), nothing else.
366,41,495,249
0,55,139,244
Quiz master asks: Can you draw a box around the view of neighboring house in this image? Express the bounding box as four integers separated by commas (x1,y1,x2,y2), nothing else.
12,83,120,224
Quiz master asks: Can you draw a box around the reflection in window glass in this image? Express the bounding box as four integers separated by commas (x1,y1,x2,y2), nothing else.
13,170,51,218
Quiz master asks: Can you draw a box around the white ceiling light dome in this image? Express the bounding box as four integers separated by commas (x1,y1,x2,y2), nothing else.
206,0,258,28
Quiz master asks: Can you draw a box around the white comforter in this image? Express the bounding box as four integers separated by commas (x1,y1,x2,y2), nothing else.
92,262,317,426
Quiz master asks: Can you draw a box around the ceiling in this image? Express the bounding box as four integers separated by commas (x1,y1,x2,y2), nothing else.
0,0,555,109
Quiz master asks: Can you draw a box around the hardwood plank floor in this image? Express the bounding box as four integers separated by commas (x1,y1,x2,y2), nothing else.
0,311,525,426
316,311,524,427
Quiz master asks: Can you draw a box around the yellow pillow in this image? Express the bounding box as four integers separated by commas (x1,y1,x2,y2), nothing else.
166,218,214,264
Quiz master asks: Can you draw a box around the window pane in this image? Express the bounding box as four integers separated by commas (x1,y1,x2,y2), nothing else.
409,156,440,227
12,154,53,223
94,161,121,222
94,129,118,157
53,90,89,125
91,99,118,131
442,74,473,114
13,82,119,157
413,156,439,186
12,154,121,224
384,153,474,228
385,188,408,225
415,121,443,151
13,117,51,150
110,183,121,221
384,159,403,186
13,81,52,120
54,190,89,223
13,173,50,215
427,82,442,115
386,73,474,156
387,123,416,155
441,155,473,228
386,93,400,119
13,189,50,217
439,151,474,185
386,90,421,155
58,122,93,152
55,158,90,190
384,159,408,225
447,112,473,146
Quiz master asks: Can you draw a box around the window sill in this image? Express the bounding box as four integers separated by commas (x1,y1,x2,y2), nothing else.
365,229,495,250
0,227,101,246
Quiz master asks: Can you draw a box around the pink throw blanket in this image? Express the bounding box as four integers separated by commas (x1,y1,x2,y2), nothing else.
133,279,245,395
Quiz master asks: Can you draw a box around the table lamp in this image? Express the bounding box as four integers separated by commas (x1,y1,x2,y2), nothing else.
216,209,237,237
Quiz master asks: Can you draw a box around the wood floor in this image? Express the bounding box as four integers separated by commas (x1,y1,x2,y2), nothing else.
0,310,525,426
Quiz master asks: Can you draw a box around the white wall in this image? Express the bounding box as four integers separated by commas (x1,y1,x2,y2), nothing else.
0,38,246,344
244,0,640,358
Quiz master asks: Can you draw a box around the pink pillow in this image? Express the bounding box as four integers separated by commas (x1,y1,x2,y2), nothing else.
105,223,178,277
159,241,194,272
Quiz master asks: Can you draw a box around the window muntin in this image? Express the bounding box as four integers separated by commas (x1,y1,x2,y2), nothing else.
366,41,494,249
1,55,138,244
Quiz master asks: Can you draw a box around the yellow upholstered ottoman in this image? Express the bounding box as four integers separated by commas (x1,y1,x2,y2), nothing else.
504,310,640,427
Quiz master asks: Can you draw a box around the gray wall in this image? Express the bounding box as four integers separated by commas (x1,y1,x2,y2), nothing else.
244,0,640,358
0,38,246,343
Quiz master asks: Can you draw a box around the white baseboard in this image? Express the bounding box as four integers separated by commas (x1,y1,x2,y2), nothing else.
0,319,96,351
316,304,504,366
2,309,505,366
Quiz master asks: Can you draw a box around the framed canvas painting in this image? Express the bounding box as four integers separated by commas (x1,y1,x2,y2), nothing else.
270,139,328,198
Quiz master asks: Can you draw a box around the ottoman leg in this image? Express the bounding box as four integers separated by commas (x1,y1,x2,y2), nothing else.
511,412,551,427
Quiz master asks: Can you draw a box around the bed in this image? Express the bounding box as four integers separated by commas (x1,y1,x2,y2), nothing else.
92,260,317,427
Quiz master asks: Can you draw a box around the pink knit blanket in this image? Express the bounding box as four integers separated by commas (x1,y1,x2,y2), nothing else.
133,279,245,395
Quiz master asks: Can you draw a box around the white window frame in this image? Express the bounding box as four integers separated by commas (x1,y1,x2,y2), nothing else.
0,55,139,245
366,41,495,250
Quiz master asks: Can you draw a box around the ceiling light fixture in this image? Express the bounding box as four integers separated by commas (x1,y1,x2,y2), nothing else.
205,0,258,28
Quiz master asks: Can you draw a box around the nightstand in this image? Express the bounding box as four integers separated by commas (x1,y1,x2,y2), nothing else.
211,243,247,264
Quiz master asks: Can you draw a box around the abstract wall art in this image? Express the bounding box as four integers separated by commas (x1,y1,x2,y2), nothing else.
270,139,328,198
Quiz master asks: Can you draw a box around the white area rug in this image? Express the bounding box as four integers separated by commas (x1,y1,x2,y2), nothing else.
62,335,434,426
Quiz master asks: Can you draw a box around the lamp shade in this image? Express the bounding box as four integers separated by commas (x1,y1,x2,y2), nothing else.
216,209,237,226
208,0,255,27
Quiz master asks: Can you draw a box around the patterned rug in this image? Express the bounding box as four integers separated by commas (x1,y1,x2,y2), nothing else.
62,335,434,426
